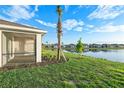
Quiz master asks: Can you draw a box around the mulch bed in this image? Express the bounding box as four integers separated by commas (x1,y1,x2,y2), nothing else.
0,56,69,72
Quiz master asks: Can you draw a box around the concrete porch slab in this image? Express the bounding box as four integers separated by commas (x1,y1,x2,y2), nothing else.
4,55,35,67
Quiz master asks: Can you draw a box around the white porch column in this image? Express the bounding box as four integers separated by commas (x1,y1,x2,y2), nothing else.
12,37,15,58
36,34,42,62
0,31,2,67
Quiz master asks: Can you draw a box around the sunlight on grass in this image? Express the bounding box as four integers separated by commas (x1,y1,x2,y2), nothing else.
0,49,124,88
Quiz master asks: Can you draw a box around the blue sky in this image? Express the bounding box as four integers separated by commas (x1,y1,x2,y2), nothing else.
0,5,124,44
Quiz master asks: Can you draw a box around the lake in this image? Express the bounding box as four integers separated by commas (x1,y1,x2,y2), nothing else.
83,49,124,63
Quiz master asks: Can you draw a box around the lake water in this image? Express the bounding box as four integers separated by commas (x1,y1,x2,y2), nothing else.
83,49,124,63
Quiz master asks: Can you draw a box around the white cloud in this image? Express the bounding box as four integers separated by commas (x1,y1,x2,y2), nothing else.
73,5,90,14
34,5,39,12
88,5,124,20
35,19,56,28
8,6,34,20
63,19,84,31
73,6,81,14
36,19,84,32
64,5,69,12
86,24,94,28
73,27,83,32
88,23,124,33
2,5,37,22
0,14,17,22
78,5,90,8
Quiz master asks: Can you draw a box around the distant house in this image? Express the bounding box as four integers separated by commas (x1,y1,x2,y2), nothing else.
89,44,101,48
0,19,47,67
53,44,58,49
68,44,75,48
118,44,124,48
63,44,75,49
109,44,118,48
101,44,108,48
84,44,89,48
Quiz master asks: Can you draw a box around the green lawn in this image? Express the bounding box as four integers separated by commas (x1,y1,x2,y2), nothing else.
0,50,124,88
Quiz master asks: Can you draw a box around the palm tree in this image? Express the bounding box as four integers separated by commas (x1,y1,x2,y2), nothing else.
56,5,67,62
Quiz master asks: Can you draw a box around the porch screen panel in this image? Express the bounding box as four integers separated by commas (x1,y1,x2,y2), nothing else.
2,32,36,66
14,37,35,56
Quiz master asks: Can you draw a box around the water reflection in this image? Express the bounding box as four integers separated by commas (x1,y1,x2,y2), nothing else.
64,49,124,63
84,49,110,52
83,49,124,63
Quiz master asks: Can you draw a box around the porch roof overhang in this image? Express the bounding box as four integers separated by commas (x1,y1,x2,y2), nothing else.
0,19,47,35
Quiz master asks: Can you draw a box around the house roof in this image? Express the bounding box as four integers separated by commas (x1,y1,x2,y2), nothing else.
0,19,47,34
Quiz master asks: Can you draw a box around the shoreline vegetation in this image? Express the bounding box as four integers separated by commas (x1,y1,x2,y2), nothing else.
63,47,124,52
44,43,124,50
0,49,124,87
87,48,124,50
